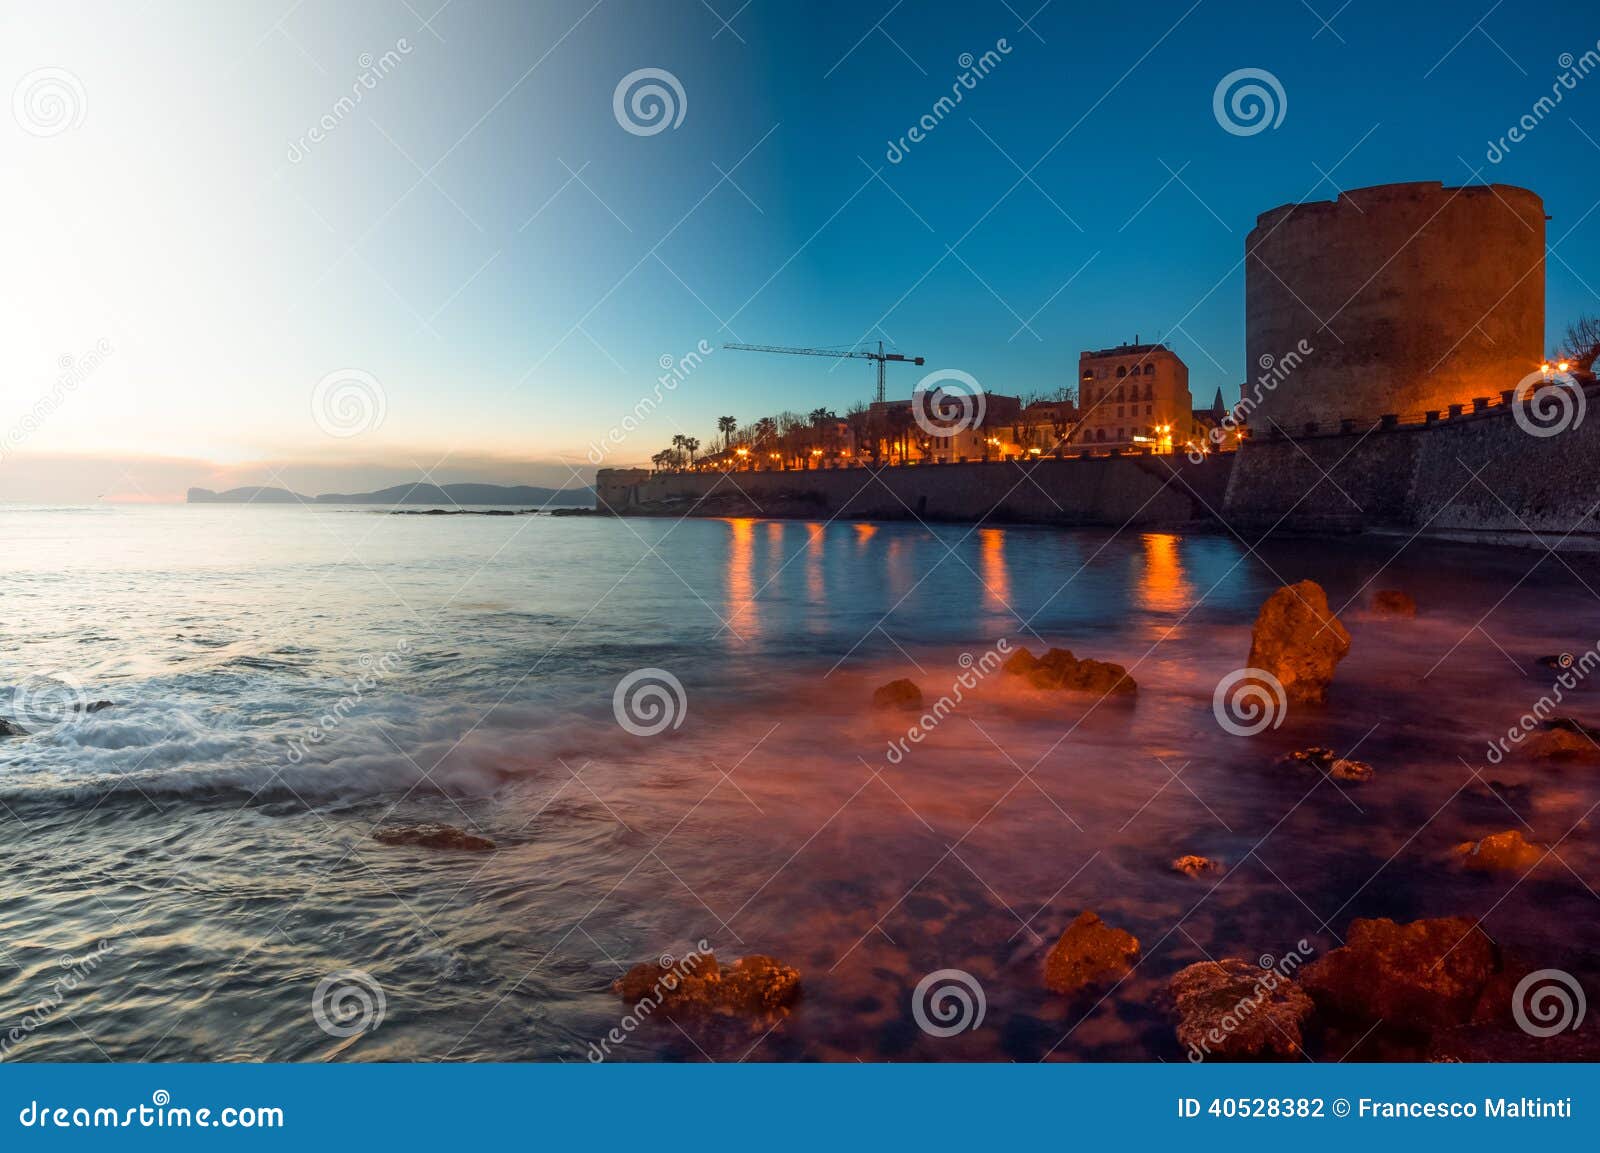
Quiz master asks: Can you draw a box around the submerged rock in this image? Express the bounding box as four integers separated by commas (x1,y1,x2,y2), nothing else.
1044,911,1140,994
1246,581,1351,704
1276,746,1373,782
612,952,800,1018
1171,854,1221,878
1371,589,1417,617
1299,916,1501,1032
1002,646,1137,696
872,678,923,711
1452,829,1545,873
372,823,496,852
1171,958,1314,1061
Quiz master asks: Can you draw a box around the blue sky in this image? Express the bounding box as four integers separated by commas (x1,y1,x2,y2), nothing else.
4,0,1599,498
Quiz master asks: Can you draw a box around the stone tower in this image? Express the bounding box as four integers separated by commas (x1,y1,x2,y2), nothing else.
1244,181,1545,431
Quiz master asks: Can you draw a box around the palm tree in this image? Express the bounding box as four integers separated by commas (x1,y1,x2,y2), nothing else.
717,415,737,452
683,437,700,466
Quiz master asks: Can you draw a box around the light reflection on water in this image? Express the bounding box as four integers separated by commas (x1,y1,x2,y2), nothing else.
1,505,1597,1062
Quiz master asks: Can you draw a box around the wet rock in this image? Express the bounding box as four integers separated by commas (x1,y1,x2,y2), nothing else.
1171,958,1315,1061
1535,653,1574,670
1276,746,1373,782
1451,829,1545,873
1299,916,1501,1032
1003,646,1136,696
1371,589,1417,617
372,822,496,852
1519,719,1600,761
612,952,800,1018
0,719,27,738
1044,911,1140,994
872,678,923,711
1246,580,1351,704
1171,854,1221,878
82,700,115,714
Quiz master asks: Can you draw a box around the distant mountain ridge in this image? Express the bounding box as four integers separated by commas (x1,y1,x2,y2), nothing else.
188,483,594,506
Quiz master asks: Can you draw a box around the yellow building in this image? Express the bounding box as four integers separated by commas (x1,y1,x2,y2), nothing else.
1074,342,1193,451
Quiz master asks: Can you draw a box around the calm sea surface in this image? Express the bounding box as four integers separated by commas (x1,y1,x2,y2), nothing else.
1,504,1597,1060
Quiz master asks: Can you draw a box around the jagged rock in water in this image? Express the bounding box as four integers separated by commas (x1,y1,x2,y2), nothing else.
1520,718,1600,761
1452,829,1545,873
872,678,923,711
1371,589,1417,617
0,719,27,738
612,952,800,1018
1246,581,1351,704
371,823,496,852
1002,646,1136,696
1171,958,1315,1060
1044,911,1140,994
1299,916,1502,1032
1276,746,1373,782
1171,854,1222,878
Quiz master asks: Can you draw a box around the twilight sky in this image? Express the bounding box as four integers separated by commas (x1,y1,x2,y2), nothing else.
3,0,1599,500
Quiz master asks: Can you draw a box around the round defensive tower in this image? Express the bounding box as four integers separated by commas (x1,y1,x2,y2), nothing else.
1244,181,1545,430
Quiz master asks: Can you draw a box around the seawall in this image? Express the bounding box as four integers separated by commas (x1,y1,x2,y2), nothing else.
596,454,1233,528
1220,381,1600,547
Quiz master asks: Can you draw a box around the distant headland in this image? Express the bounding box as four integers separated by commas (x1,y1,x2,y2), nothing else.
187,482,595,506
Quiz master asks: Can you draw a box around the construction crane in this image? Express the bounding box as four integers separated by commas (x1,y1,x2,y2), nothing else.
723,341,925,405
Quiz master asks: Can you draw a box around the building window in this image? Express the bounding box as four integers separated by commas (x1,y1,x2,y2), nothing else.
1146,404,1152,415
1144,383,1153,400
1143,364,1154,375
1115,366,1126,378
